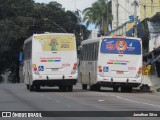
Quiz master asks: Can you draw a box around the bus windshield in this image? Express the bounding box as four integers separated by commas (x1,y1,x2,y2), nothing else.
100,38,141,55
34,35,76,51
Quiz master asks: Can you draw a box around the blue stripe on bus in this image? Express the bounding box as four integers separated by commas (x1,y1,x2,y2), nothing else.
120,63,127,65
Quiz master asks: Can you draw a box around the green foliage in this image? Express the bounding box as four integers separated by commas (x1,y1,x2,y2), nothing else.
0,0,90,82
83,0,113,34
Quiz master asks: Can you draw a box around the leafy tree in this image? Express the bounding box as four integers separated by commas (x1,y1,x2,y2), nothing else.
0,0,90,82
83,0,112,34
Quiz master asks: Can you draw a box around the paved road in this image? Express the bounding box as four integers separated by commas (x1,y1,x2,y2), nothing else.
0,83,160,120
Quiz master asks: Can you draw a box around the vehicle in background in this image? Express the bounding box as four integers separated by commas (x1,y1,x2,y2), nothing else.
22,33,78,92
79,36,142,92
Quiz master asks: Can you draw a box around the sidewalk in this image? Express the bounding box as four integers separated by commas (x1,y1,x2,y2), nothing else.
146,85,160,93
133,85,160,93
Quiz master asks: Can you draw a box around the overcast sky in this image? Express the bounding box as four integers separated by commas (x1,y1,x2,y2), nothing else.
35,0,97,12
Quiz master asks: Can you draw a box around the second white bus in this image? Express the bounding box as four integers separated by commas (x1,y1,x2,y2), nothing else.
23,33,78,92
79,36,142,92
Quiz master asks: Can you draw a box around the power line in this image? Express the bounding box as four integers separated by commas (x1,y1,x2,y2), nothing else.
112,0,133,16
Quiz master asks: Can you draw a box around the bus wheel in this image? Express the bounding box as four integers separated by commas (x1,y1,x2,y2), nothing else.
96,86,101,91
121,87,126,92
89,86,93,91
29,85,34,91
82,84,87,90
127,87,132,93
35,85,40,92
68,85,73,92
90,85,100,91
26,85,29,90
60,86,67,92
113,87,119,92
59,86,63,92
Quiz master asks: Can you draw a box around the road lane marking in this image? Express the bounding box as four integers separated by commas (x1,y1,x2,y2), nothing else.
92,91,160,108
115,96,160,108
98,100,105,102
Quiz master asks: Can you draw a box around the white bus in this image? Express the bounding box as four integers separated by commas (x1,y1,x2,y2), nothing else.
22,33,78,92
79,36,142,92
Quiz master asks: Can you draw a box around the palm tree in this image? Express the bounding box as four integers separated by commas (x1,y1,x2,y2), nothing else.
83,0,112,34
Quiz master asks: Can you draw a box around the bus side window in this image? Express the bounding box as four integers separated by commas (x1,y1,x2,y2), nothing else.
82,46,84,61
91,44,94,61
23,45,27,60
89,44,91,61
89,44,93,61
24,41,32,60
93,43,96,61
95,42,99,60
87,44,89,61
84,45,86,61
28,41,32,59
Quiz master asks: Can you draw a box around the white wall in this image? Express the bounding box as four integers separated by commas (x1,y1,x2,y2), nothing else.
112,0,140,30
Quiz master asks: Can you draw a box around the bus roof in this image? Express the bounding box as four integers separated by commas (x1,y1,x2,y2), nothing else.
81,36,141,45
24,33,75,44
33,33,75,37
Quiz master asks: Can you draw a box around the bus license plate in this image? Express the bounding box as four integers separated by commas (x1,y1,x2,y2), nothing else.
116,71,124,74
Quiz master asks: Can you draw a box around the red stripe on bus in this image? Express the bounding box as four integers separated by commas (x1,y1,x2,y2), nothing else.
107,62,113,64
41,60,47,62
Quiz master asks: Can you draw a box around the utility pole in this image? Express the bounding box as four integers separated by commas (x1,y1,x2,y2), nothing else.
133,0,139,37
75,0,77,12
151,0,153,13
101,16,104,34
144,4,146,19
106,0,109,35
116,0,119,29
77,9,83,41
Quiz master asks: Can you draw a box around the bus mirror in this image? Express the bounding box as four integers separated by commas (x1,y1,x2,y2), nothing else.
19,52,23,62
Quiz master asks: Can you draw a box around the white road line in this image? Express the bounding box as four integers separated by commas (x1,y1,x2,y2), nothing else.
98,100,105,102
92,91,160,108
115,96,160,108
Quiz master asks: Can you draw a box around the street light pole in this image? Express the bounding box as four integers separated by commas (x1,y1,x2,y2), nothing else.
133,0,139,37
77,9,83,41
107,0,109,35
116,0,119,29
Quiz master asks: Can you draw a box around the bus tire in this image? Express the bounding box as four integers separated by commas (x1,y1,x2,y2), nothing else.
96,86,101,91
35,85,40,92
79,72,82,83
59,86,63,92
121,87,126,92
127,87,132,93
113,87,119,92
61,86,67,92
89,85,94,91
82,84,87,90
68,85,73,92
90,85,100,91
26,84,29,90
29,84,34,91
